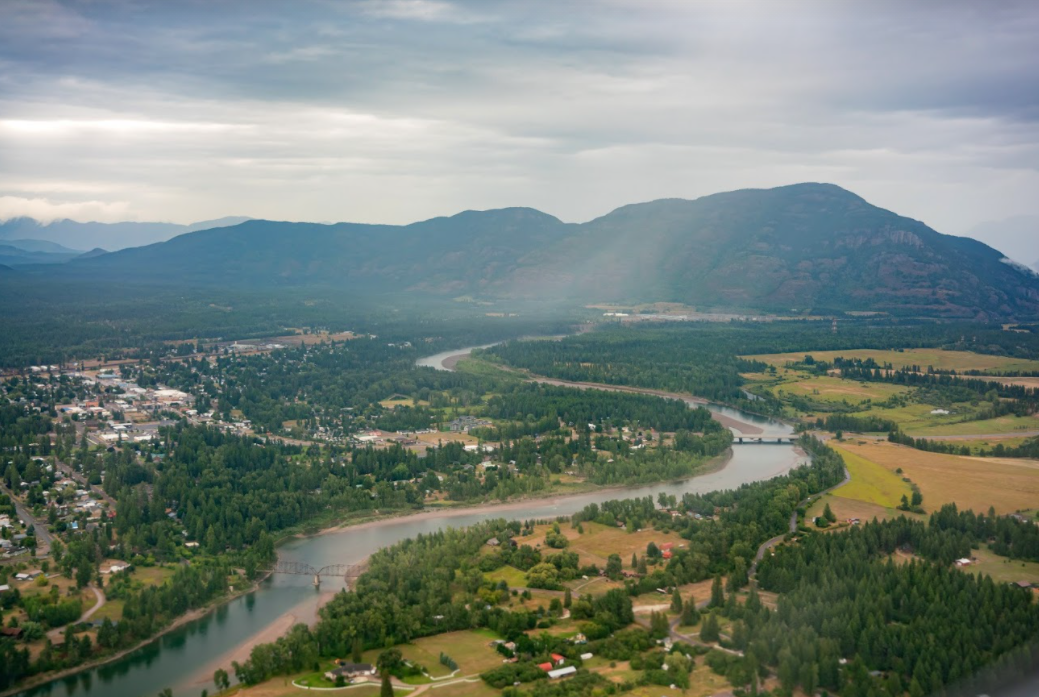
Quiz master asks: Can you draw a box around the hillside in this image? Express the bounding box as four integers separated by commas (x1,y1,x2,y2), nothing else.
0,216,251,251
53,184,1039,319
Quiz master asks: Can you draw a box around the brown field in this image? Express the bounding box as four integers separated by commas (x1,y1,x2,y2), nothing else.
835,440,1039,514
746,348,1039,374
806,493,911,526
417,431,479,446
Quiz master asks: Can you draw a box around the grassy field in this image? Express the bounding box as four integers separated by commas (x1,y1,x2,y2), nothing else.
360,630,505,679
832,446,913,508
907,414,1039,436
965,545,1039,586
806,493,911,526
774,374,909,406
835,440,1039,514
747,348,1039,374
483,565,528,588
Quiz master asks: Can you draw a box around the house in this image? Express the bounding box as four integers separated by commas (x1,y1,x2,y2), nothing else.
579,652,593,660
662,550,672,560
324,662,376,682
550,653,566,666
537,662,554,672
1015,581,1033,589
14,570,42,581
955,558,972,567
0,627,23,639
485,537,500,547
0,585,9,593
100,562,130,574
547,666,577,680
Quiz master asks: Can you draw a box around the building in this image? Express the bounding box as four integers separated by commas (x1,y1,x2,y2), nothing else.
550,653,566,666
324,663,376,682
548,666,577,679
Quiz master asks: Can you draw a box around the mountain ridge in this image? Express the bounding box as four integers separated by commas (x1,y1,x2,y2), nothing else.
31,183,1039,319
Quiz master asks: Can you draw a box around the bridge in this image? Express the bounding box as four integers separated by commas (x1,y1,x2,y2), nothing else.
734,436,796,445
262,561,365,587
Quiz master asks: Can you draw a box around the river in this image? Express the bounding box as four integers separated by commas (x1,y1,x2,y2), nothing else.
17,344,805,697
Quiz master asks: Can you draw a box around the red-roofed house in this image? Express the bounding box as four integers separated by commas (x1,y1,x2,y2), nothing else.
550,653,566,666
659,542,673,550
538,662,554,672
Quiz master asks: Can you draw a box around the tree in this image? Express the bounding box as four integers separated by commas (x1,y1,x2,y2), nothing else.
380,671,394,697
213,668,230,691
631,552,638,569
700,611,720,642
352,636,363,663
377,648,403,675
563,587,572,609
823,502,836,523
605,554,622,580
681,602,700,627
670,587,683,613
709,574,725,608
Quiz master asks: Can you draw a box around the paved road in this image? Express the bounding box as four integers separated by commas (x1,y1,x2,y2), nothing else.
748,466,851,579
54,459,117,508
1,483,51,556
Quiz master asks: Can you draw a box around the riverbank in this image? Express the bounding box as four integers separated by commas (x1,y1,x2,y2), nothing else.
2,569,274,697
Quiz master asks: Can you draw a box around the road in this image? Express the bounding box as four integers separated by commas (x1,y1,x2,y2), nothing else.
53,459,117,509
748,466,850,579
46,585,106,643
0,483,52,557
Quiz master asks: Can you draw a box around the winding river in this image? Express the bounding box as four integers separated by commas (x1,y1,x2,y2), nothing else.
18,344,806,697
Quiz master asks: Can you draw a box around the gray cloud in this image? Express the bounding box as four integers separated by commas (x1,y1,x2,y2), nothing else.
0,0,1038,236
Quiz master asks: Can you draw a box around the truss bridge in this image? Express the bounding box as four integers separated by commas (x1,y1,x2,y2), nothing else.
263,561,365,587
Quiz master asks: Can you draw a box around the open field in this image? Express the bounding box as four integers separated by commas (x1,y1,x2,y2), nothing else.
906,414,1039,437
806,493,910,526
964,545,1039,586
844,401,1039,436
483,565,528,588
771,374,909,406
361,630,505,679
831,446,913,508
746,348,1039,374
835,440,1039,514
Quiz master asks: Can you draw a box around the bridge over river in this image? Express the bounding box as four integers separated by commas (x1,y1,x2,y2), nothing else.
734,436,797,445
262,561,364,587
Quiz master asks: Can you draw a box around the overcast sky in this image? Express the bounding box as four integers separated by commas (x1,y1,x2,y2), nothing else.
1,0,1038,236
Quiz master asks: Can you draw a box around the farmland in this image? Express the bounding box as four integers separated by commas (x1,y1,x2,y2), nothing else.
747,348,1039,374
830,445,913,508
833,440,1039,514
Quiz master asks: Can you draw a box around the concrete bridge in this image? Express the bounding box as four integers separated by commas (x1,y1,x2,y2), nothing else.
262,561,365,587
734,436,796,445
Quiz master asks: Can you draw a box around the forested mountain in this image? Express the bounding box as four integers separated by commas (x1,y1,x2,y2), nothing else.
0,215,250,251
13,184,1039,319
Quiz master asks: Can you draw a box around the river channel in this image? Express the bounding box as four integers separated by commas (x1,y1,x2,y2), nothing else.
18,344,804,697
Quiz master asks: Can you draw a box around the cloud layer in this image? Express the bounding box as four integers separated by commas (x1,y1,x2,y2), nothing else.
1,0,1038,236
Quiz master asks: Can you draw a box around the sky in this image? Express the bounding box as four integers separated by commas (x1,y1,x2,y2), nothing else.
1,0,1038,238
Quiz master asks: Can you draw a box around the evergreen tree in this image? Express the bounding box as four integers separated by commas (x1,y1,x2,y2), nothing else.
380,671,393,697
670,587,683,614
709,574,725,608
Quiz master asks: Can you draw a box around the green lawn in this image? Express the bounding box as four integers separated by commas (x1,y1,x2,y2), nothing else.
963,545,1039,586
484,565,528,588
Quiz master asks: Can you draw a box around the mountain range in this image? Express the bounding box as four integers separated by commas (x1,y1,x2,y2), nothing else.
11,184,1039,319
0,216,250,252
